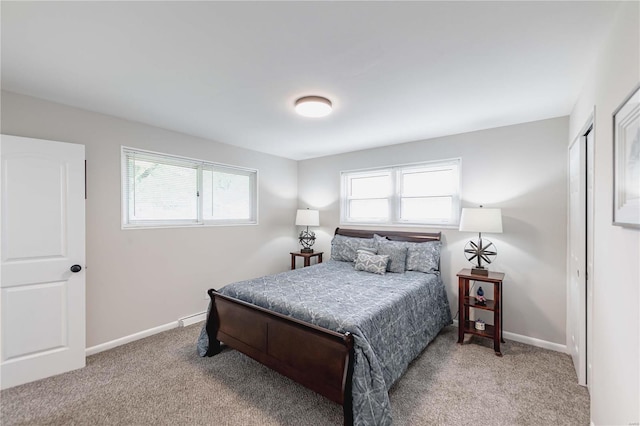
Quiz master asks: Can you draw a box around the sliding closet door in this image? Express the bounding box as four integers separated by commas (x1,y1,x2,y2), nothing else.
585,128,594,389
568,134,586,386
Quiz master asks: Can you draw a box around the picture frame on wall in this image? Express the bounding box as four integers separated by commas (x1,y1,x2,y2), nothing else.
613,84,640,228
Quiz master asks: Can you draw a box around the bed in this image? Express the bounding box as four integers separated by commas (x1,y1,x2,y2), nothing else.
197,228,452,425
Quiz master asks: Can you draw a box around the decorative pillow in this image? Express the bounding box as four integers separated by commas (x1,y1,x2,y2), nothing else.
377,240,408,273
373,234,388,244
356,247,378,256
354,252,389,275
330,235,377,262
405,241,441,273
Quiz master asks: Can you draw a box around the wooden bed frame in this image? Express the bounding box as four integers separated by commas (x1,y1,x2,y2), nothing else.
204,227,441,425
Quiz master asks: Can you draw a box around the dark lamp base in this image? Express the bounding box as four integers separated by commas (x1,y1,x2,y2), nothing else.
300,248,314,253
471,267,489,276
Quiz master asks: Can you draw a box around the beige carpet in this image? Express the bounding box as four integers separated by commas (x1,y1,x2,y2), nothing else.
0,325,589,425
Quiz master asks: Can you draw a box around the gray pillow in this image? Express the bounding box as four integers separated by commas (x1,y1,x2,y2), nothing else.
356,247,378,256
406,241,441,273
377,240,408,273
330,234,377,262
373,233,388,244
354,252,389,275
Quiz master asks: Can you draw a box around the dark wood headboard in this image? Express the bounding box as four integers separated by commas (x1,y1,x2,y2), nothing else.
334,227,441,243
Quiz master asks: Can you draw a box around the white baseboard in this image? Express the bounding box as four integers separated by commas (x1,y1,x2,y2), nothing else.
452,319,568,353
178,311,207,327
85,320,179,356
85,311,208,356
503,330,567,353
87,315,566,357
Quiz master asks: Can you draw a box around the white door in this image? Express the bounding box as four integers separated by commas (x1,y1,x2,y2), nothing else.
0,134,86,390
568,132,587,386
585,128,594,389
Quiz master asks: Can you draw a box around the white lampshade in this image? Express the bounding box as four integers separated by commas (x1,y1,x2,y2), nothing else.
295,96,332,118
295,209,319,227
459,208,503,233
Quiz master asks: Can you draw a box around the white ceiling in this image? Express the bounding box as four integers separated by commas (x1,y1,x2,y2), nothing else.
1,1,621,160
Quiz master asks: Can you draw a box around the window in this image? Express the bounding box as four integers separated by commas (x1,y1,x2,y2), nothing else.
122,147,257,228
341,159,460,226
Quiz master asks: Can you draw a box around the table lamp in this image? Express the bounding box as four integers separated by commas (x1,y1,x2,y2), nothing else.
295,208,319,253
459,206,503,275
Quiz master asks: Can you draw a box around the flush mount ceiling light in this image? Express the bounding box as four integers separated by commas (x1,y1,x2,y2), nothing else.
294,96,332,118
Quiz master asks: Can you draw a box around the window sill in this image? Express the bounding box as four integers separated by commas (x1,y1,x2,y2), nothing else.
122,222,258,230
339,222,459,230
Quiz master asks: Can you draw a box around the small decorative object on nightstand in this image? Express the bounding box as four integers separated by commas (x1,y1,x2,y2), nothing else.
476,286,486,305
459,206,503,276
295,208,319,253
290,251,323,270
457,268,505,356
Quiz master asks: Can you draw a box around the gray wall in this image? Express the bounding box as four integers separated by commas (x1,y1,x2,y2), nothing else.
1,91,298,348
570,1,639,423
298,117,569,345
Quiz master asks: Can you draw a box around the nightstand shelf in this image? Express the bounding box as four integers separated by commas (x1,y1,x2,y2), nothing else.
464,296,496,311
462,320,496,339
457,268,505,356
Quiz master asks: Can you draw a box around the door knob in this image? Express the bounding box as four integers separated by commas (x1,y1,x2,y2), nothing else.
70,265,82,273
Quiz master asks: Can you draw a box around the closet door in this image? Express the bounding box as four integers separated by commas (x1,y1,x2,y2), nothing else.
568,134,586,386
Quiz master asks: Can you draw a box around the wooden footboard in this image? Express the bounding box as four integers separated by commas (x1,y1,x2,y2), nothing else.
205,289,355,426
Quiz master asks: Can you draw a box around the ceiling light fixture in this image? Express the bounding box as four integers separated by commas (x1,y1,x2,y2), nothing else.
295,96,332,118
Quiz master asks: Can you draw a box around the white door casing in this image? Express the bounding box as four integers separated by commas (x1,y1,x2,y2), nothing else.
0,134,86,390
568,133,586,386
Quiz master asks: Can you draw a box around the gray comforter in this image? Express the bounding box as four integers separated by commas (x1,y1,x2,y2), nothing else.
197,260,452,425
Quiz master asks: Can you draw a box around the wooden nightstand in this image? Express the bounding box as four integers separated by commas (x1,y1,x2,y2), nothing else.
290,251,323,270
457,268,505,356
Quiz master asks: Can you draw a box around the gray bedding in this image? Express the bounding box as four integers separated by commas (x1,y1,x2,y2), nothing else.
197,260,452,425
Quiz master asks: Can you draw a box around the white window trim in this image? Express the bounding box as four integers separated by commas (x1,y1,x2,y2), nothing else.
342,168,392,224
121,146,258,229
340,158,461,228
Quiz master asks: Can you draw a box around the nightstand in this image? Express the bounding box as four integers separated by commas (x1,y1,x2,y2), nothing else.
457,268,505,356
290,251,323,270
